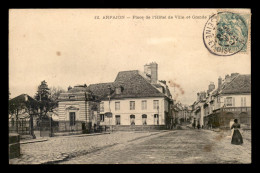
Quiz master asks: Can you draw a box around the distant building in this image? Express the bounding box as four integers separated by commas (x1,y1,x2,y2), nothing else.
191,73,251,129
205,73,251,128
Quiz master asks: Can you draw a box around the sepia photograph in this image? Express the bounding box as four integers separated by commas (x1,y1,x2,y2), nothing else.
8,9,251,164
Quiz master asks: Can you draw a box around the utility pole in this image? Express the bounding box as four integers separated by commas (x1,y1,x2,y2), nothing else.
108,86,112,133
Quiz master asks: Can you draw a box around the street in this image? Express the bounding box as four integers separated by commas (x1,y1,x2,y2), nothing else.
60,129,251,164
9,128,251,164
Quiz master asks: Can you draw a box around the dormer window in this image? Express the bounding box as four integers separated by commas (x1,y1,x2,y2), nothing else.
115,86,123,94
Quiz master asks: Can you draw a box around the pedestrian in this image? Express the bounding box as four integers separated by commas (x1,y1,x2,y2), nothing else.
197,123,201,129
192,122,195,129
231,119,243,145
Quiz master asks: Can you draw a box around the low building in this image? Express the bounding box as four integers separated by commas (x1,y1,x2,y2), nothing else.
9,94,38,135
57,85,100,132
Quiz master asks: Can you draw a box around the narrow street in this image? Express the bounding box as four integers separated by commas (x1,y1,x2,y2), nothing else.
59,129,251,164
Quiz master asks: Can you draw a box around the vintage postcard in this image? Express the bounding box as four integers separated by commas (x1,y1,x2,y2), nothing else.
9,9,251,164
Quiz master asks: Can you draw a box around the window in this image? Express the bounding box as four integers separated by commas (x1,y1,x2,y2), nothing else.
100,114,105,122
100,102,104,112
130,115,135,125
115,115,120,125
226,97,232,106
241,97,247,106
142,114,147,125
141,100,147,110
154,114,159,125
153,100,159,110
115,102,120,111
130,101,135,110
69,112,76,126
115,87,121,94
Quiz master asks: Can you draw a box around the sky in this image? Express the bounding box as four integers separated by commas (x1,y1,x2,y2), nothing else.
9,9,251,105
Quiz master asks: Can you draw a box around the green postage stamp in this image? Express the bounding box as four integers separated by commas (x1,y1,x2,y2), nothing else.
203,11,251,56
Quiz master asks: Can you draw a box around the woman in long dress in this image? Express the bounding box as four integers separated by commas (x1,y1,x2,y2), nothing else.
231,119,243,145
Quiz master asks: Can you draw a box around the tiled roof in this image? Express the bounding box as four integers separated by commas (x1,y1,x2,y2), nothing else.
221,74,251,94
87,70,167,100
68,85,88,93
9,94,37,104
86,82,114,99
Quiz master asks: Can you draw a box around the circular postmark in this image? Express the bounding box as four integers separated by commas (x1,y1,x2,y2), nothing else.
203,12,248,56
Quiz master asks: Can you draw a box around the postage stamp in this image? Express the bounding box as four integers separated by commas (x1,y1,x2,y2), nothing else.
203,11,250,56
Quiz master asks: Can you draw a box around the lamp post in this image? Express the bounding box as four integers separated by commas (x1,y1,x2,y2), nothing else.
28,104,36,139
107,86,112,133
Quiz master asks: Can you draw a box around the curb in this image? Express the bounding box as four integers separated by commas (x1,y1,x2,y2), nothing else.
20,139,48,144
57,132,111,138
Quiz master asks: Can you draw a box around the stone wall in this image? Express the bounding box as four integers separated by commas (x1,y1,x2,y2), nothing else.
9,133,20,159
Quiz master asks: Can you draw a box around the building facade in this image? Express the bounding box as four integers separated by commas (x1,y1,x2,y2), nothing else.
57,63,173,131
57,85,100,132
191,73,251,129
86,63,173,131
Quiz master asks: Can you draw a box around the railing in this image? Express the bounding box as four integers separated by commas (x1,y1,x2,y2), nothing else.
9,120,31,135
52,120,86,133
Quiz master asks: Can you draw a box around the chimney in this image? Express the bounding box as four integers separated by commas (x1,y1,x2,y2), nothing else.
208,82,215,93
144,62,158,84
218,76,222,89
24,94,28,102
197,93,200,102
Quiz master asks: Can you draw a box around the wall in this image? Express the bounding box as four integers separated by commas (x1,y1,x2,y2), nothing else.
58,100,88,122
99,97,167,126
220,94,251,107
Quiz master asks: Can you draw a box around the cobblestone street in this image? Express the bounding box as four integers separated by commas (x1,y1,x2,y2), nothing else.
9,129,251,164
9,131,165,164
60,129,251,164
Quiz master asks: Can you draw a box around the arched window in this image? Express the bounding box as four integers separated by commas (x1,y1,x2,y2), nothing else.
142,114,147,125
130,115,135,125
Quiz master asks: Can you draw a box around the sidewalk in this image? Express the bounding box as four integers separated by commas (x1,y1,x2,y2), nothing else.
9,130,168,164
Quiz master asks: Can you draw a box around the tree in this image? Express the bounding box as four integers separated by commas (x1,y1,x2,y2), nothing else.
34,80,55,120
49,86,66,104
34,81,65,119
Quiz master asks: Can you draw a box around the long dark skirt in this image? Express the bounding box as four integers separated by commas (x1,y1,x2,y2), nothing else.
231,130,243,145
